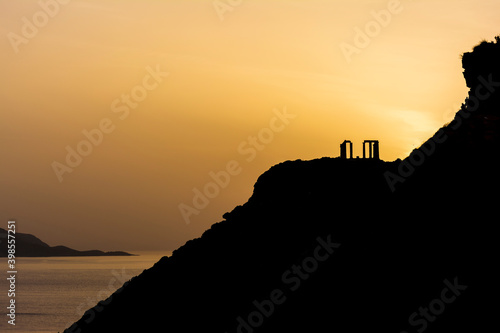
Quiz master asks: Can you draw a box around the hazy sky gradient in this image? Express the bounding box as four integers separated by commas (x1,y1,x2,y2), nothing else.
1,0,499,250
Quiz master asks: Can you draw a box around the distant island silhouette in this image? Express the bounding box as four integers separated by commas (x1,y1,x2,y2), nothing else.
64,37,500,332
0,228,132,257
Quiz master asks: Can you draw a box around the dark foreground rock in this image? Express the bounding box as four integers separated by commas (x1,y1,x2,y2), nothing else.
65,37,500,332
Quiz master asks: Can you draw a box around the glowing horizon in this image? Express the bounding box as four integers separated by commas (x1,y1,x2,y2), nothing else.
1,0,499,251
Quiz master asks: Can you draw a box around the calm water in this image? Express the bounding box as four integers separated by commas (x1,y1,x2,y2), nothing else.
0,251,169,333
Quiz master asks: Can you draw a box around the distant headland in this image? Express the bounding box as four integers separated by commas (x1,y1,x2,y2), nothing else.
0,228,133,257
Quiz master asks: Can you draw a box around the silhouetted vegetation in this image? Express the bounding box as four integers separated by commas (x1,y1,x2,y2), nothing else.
64,37,500,333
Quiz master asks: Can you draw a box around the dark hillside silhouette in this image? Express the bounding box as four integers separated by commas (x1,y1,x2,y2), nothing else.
64,37,500,332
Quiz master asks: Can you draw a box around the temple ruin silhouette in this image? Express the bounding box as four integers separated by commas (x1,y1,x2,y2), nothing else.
340,140,379,160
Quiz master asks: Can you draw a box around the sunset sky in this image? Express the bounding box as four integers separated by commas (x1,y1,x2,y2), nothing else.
1,0,498,251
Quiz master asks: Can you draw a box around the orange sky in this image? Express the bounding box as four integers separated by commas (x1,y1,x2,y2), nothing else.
1,0,499,251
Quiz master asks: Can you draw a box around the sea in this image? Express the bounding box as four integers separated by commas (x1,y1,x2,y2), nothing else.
0,251,170,333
